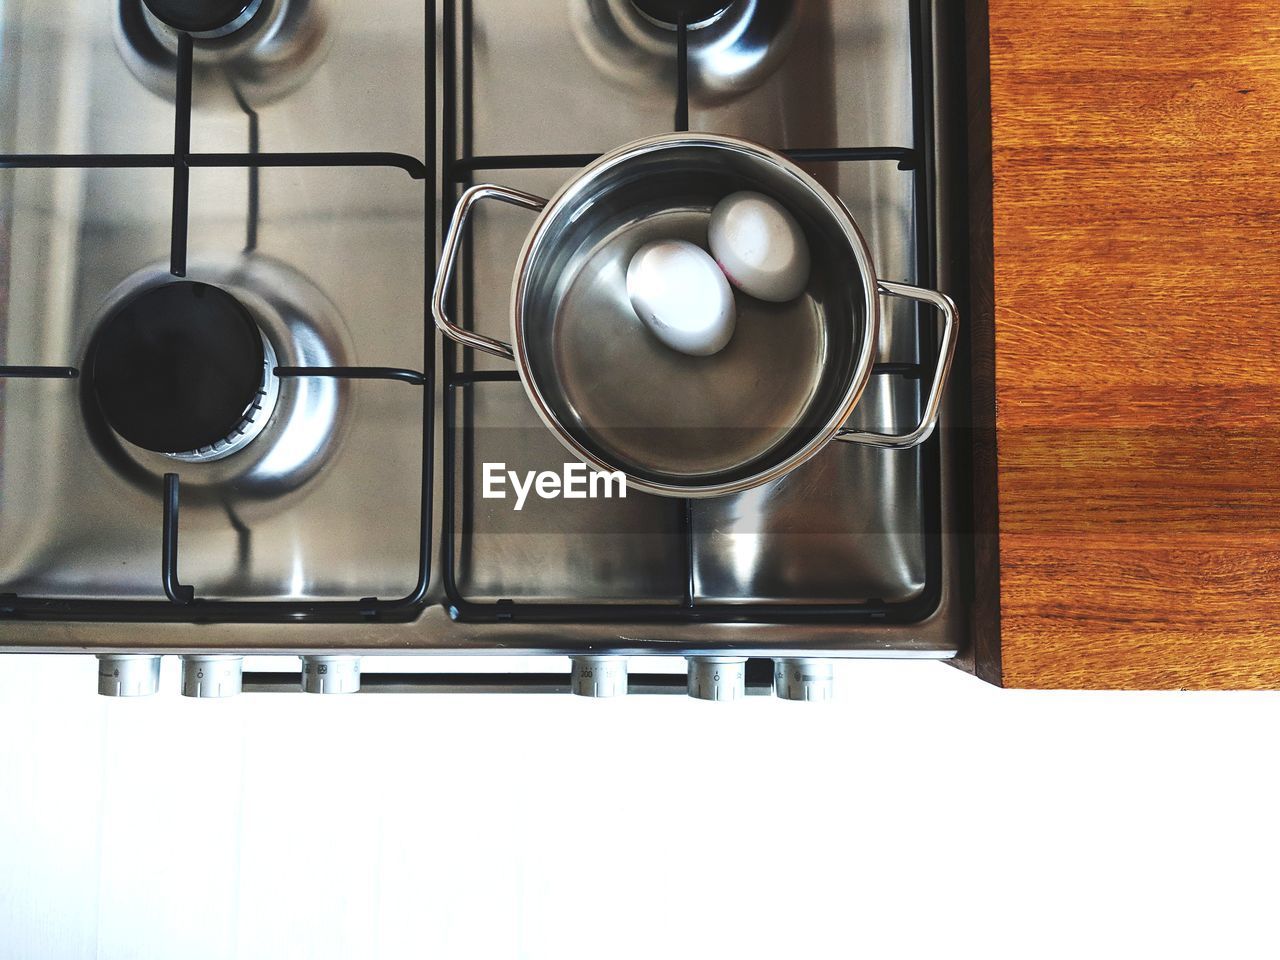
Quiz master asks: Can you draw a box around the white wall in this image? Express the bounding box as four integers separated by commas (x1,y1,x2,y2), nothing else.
2,655,1278,959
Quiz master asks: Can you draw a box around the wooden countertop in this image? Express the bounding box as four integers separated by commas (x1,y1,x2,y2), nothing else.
984,0,1280,687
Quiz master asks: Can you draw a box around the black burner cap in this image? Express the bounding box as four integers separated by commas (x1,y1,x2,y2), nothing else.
631,0,734,27
90,281,265,455
142,0,258,34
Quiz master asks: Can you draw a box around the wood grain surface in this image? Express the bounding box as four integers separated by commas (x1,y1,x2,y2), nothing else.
986,0,1280,687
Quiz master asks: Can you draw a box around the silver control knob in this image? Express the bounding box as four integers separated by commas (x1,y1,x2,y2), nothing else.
97,655,162,697
773,658,835,702
301,656,361,694
570,656,628,698
180,655,243,698
687,656,748,701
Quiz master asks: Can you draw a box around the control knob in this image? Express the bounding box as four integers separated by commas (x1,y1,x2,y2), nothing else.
180,655,243,698
570,656,628,698
773,658,835,702
301,656,361,694
687,656,747,701
97,655,162,697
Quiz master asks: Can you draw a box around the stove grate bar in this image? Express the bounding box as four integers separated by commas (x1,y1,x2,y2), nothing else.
0,155,173,169
0,152,427,178
438,0,946,626
169,32,193,277
187,152,428,179
786,147,919,171
274,366,428,386
449,147,916,180
0,4,437,624
162,473,196,605
674,13,690,131
0,366,79,378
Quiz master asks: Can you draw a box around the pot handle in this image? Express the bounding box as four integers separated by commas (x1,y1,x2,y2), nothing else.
432,183,548,361
835,280,959,449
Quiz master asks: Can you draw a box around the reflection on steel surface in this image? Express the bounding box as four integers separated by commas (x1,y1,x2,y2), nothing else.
114,0,335,108
571,0,799,104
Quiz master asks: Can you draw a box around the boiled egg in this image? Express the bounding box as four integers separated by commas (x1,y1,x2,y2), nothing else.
626,239,737,357
708,190,811,302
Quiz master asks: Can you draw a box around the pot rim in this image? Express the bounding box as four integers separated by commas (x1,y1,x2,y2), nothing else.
509,131,881,499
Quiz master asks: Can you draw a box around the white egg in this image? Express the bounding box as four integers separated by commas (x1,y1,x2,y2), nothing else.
707,190,811,302
626,239,737,357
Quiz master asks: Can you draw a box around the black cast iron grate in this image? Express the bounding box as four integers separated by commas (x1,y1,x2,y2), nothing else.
0,12,435,623
0,0,944,627
439,0,944,626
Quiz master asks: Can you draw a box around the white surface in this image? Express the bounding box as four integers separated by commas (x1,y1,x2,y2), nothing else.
2,655,1279,959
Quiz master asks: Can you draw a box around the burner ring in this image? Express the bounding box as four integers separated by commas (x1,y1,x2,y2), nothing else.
141,0,264,37
88,281,280,462
630,0,736,29
116,0,337,110
166,334,279,463
573,1,798,105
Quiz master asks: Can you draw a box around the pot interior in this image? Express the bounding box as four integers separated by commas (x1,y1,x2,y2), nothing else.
517,140,870,492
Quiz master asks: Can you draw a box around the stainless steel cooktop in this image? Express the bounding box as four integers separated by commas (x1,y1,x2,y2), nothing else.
0,0,968,691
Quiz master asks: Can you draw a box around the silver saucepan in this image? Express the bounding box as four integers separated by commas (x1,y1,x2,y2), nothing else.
431,132,957,499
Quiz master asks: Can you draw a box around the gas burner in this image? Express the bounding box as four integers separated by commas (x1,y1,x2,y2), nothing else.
141,0,264,37
88,281,279,463
630,0,735,30
573,0,798,105
81,257,353,503
116,0,334,109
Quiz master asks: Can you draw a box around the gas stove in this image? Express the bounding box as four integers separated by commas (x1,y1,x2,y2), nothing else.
0,0,972,699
